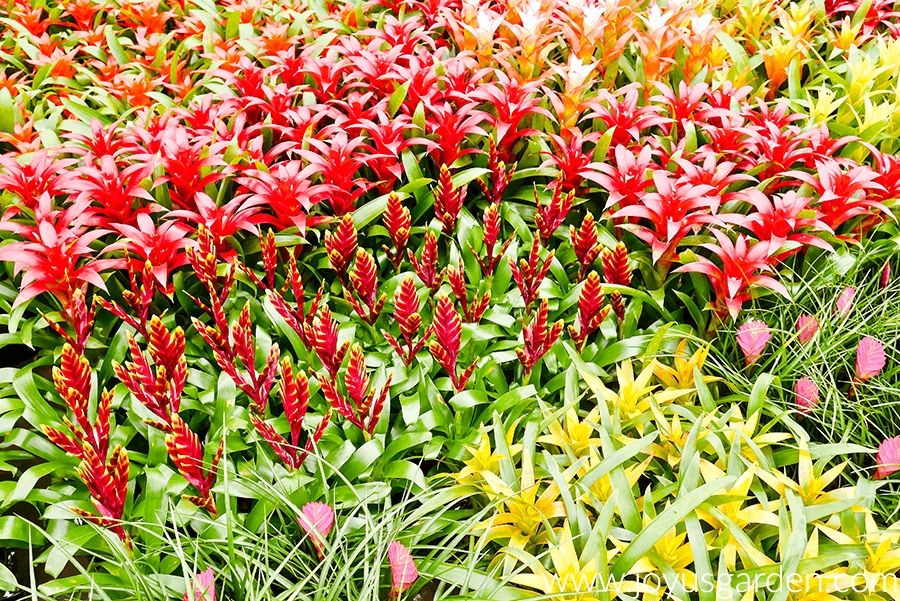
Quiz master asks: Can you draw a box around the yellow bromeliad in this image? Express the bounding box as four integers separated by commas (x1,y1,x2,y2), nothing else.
653,338,719,392
578,446,651,513
754,440,850,506
584,359,692,428
538,406,602,459
453,426,523,493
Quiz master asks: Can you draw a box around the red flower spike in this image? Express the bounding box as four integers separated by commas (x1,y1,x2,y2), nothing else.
470,204,514,277
305,307,350,379
251,417,298,469
447,259,490,323
601,243,632,286
408,230,444,294
433,164,466,235
570,213,602,282
115,333,176,428
382,193,410,271
517,298,564,376
568,272,610,352
535,182,574,247
73,443,130,544
316,373,362,430
382,276,432,366
476,138,515,205
347,249,386,325
345,344,371,410
280,358,310,448
429,295,476,392
261,230,278,289
147,317,187,407
835,286,855,319
883,261,891,289
324,215,358,280
165,414,221,514
509,238,554,312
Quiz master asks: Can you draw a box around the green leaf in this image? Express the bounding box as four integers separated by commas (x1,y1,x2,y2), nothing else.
610,475,736,578
387,81,410,117
748,373,775,417
0,88,13,134
0,562,14,591
105,28,128,66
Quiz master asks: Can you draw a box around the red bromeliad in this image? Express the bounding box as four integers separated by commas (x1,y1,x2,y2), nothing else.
325,214,359,282
306,306,351,379
383,276,433,366
409,230,445,294
517,298,563,376
509,237,554,312
347,249,387,325
601,242,631,323
535,182,574,247
568,272,610,351
382,193,410,271
433,164,466,236
470,204,514,277
251,358,330,470
429,294,477,392
570,212,602,282
315,344,391,437
447,259,491,323
166,414,224,514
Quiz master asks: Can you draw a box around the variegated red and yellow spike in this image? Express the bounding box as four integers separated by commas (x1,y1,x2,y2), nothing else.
430,295,474,392
305,306,349,379
509,237,554,311
570,212,602,282
434,164,465,235
517,298,563,375
314,370,362,429
535,182,574,247
251,416,299,469
261,229,278,288
602,242,632,286
365,374,393,435
382,193,410,271
165,413,217,513
568,272,610,351
408,230,444,293
393,276,422,344
345,344,371,410
324,214,358,279
280,358,310,448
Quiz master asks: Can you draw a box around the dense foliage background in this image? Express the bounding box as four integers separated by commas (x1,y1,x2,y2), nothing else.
1,0,900,597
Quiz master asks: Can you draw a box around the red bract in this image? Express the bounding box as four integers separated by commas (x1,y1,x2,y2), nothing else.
347,249,387,325
535,182,574,246
316,344,391,436
568,272,609,352
0,194,113,307
601,242,631,323
675,229,789,321
516,297,563,376
509,237,554,311
429,294,476,393
166,414,223,514
614,170,719,270
267,253,325,349
112,212,193,290
252,360,330,471
114,318,186,430
471,204,513,277
157,126,228,212
732,190,832,258
585,86,669,148
425,102,488,167
433,164,466,235
306,306,350,379
383,276,433,366
586,145,655,214
301,133,372,215
169,192,265,257
409,230,444,293
382,193,410,271
68,158,155,227
237,161,325,233
541,129,601,193
447,259,490,323
476,138,515,205
470,74,550,162
795,160,887,233
325,215,359,280
0,150,75,210
570,212,602,282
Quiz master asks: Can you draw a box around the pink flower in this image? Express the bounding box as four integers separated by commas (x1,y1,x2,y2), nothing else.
736,320,770,366
388,541,418,598
834,286,855,318
875,436,900,479
856,336,886,381
298,502,335,560
796,314,819,345
883,261,891,289
183,569,215,601
795,378,819,415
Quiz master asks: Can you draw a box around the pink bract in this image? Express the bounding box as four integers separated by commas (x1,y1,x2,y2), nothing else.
875,436,900,479
736,320,771,365
796,314,819,345
388,540,418,597
795,378,819,415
